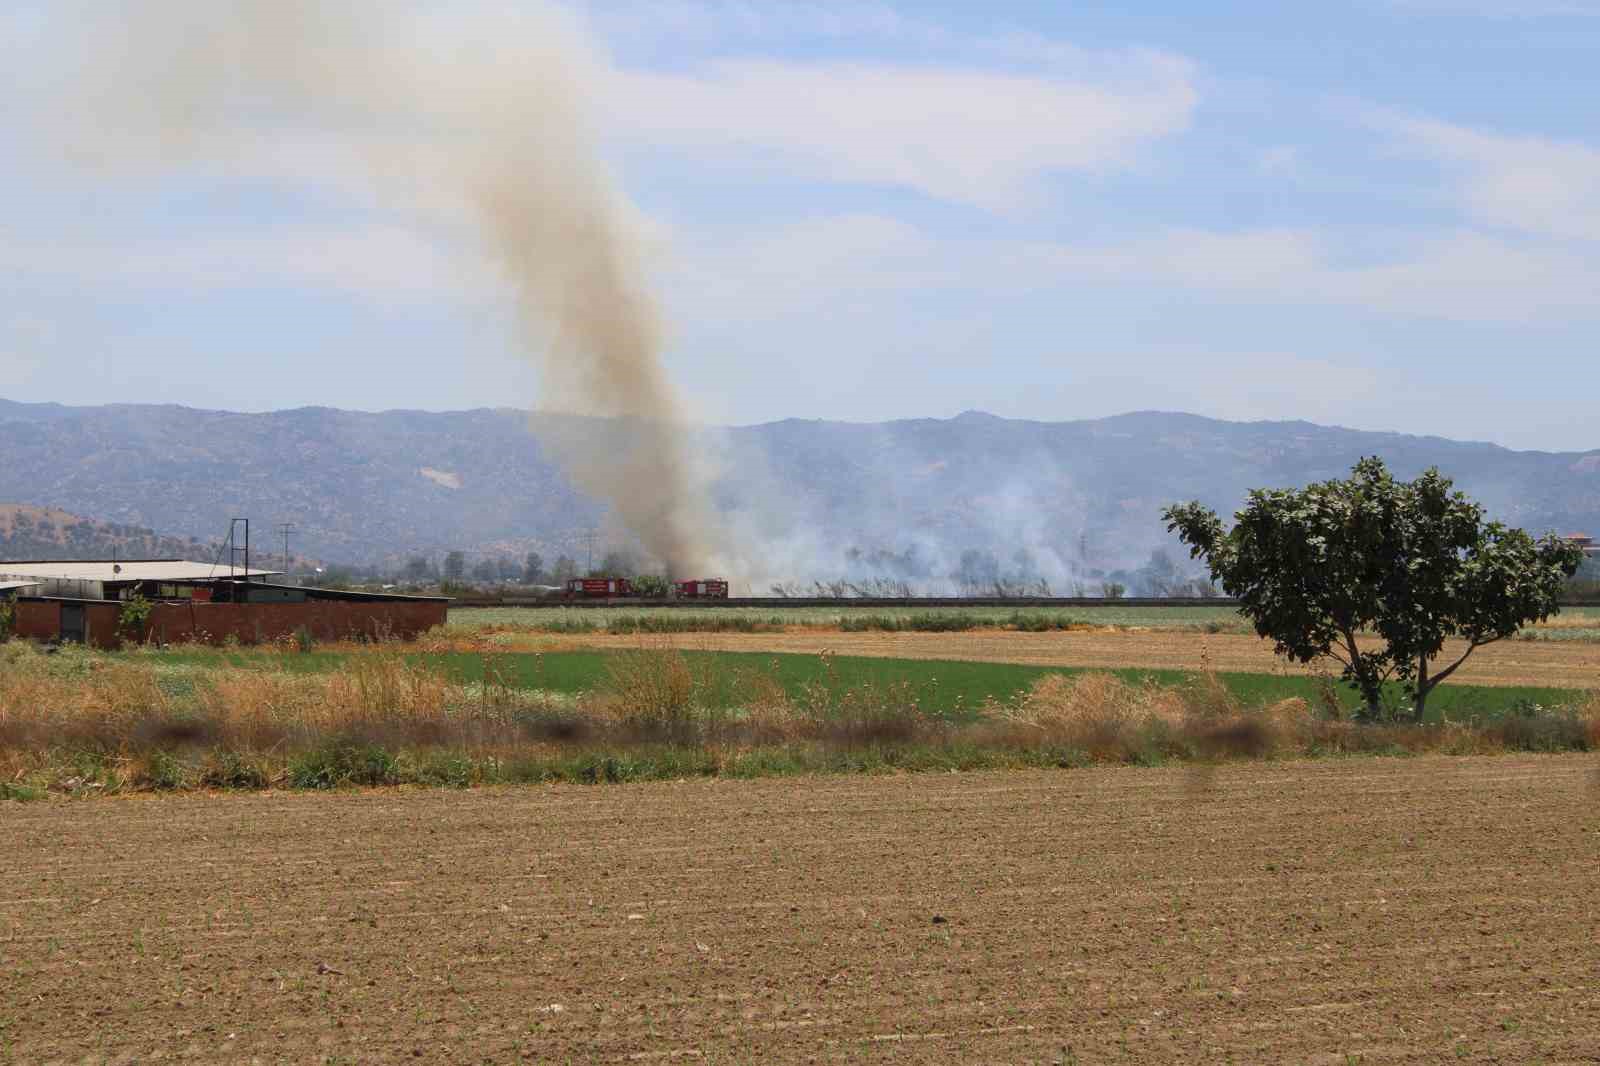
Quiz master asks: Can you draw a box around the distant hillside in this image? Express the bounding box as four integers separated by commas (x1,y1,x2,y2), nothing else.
0,503,213,562
0,399,1595,584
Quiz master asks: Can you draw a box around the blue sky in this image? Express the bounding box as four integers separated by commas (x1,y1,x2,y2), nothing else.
3,1,1599,449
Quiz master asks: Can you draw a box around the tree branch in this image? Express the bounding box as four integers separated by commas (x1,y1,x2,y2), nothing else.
1423,644,1480,692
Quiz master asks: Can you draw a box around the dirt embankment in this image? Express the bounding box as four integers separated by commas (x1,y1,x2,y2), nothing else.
515,628,1600,689
4,757,1599,1062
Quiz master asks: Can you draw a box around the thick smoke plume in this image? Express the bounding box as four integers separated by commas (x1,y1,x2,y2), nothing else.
55,1,718,573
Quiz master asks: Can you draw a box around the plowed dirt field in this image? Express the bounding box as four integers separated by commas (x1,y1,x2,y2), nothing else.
525,628,1600,689
5,757,1599,1063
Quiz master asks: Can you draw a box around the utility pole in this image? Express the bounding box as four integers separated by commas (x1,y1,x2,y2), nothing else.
277,523,296,582
584,529,597,574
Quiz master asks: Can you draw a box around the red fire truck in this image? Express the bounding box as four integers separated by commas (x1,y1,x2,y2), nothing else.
672,579,729,599
564,577,636,599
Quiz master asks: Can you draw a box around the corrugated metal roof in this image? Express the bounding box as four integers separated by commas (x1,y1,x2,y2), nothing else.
0,580,40,593
0,560,280,582
230,581,450,603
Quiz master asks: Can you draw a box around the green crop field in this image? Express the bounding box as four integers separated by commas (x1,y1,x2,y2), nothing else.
151,647,1578,723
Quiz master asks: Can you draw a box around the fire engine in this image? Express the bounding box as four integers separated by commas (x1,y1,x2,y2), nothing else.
562,577,729,599
563,577,636,598
672,579,729,599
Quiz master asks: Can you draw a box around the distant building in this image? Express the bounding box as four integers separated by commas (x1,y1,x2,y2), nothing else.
1563,534,1599,557
0,559,447,648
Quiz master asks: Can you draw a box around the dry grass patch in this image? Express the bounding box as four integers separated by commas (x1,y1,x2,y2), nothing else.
1,642,1597,796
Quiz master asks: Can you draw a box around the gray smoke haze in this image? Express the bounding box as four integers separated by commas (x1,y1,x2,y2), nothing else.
48,0,720,574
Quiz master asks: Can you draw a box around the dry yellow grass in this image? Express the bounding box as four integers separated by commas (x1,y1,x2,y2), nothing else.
497,627,1600,689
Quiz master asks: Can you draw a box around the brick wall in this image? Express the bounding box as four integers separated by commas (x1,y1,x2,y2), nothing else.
12,599,58,643
144,599,447,646
9,597,446,648
13,599,123,648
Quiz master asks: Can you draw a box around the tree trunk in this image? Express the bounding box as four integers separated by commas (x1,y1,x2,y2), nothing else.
1412,655,1431,724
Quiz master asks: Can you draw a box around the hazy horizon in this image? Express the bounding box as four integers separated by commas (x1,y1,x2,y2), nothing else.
3,2,1599,451
3,394,1590,456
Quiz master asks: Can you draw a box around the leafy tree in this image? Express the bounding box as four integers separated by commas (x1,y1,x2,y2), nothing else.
551,555,578,583
442,551,465,582
1566,554,1600,600
402,555,432,582
632,574,670,598
1139,549,1184,597
522,552,545,585
1164,457,1583,721
471,558,498,583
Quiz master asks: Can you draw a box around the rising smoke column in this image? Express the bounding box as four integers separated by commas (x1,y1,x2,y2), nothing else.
55,0,718,573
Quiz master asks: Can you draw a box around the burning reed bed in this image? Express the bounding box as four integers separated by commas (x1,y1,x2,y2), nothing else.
0,641,1595,799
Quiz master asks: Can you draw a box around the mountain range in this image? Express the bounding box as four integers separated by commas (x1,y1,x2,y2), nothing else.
0,398,1594,583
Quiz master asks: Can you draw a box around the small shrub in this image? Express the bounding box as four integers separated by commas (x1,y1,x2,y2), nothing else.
418,752,476,787
1492,712,1591,752
542,617,600,635
200,750,271,789
293,625,315,653
118,594,153,643
598,648,702,736
1006,612,1079,632
143,749,191,790
840,613,982,633
1,780,45,802
290,742,401,789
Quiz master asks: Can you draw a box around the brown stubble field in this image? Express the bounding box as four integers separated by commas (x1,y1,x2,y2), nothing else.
510,628,1600,689
5,756,1600,1063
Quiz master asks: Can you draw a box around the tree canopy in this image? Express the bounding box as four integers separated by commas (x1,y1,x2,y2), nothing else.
1163,457,1583,721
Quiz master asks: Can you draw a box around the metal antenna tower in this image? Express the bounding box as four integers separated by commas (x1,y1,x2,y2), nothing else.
227,518,250,582
277,523,296,580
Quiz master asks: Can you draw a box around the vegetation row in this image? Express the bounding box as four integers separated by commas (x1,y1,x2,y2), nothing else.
2,642,1594,801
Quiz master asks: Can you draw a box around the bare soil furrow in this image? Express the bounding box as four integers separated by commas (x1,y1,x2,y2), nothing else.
4,758,1600,1062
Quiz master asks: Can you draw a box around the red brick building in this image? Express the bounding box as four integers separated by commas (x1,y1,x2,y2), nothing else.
0,560,447,648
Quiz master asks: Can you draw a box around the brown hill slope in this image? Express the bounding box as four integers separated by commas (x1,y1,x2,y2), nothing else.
0,504,215,562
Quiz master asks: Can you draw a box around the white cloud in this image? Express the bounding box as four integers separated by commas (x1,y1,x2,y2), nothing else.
670,213,946,324
1024,228,1326,291
1327,229,1598,317
672,211,1600,328
1,225,480,300
0,312,55,383
1380,115,1600,242
1058,226,1599,321
605,57,1196,210
1256,145,1301,176
1382,0,1600,16
582,1,920,46
1071,351,1384,427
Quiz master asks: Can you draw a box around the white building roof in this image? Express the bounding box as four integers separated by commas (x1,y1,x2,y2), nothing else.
0,560,280,582
0,580,40,593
